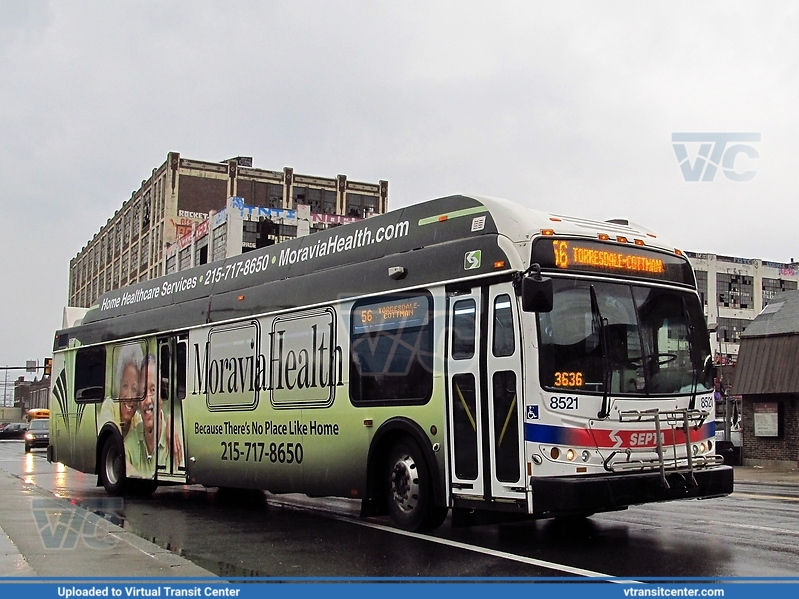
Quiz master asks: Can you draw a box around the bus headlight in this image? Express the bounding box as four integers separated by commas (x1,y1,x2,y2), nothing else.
565,448,576,461
550,447,560,460
581,450,591,462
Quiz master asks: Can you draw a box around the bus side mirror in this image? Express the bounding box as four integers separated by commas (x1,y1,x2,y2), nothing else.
521,275,553,313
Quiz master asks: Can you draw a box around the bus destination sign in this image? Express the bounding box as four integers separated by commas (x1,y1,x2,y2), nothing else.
353,295,429,335
532,238,694,285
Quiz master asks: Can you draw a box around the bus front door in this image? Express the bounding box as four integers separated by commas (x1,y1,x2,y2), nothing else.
156,336,188,482
447,283,525,506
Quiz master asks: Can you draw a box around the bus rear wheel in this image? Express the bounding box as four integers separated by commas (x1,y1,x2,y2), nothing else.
99,435,126,496
386,439,445,531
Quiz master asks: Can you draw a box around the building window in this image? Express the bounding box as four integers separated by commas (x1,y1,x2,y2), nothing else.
267,183,284,209
716,273,753,309
195,242,209,266
242,220,258,252
123,211,130,243
345,193,378,218
140,234,149,268
212,225,227,262
717,317,751,343
179,246,191,270
278,224,297,240
132,201,140,238
165,255,176,274
293,186,336,214
695,270,708,305
762,278,798,305
142,190,152,229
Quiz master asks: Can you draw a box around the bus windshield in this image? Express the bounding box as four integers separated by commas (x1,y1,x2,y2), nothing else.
538,279,712,396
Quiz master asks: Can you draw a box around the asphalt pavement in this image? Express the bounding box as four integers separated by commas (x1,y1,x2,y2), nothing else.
0,461,796,578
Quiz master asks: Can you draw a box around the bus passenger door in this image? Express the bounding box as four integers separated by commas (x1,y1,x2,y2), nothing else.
446,289,484,499
156,336,188,481
485,284,525,501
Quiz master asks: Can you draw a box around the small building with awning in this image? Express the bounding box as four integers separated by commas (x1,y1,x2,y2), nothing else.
734,291,799,469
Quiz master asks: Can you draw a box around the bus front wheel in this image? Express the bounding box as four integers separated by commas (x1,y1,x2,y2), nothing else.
99,435,126,496
386,439,445,531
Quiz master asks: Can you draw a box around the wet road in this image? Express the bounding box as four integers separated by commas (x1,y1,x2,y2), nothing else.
3,440,798,579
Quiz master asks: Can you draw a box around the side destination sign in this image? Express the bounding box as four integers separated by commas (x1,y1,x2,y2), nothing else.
83,195,499,324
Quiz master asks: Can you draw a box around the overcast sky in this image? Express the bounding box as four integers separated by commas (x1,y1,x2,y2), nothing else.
1,1,797,373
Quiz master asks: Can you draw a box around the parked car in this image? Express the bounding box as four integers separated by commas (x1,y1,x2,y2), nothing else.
0,422,28,440
25,419,49,452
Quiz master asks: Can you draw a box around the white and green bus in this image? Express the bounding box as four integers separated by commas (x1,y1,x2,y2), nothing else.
48,194,732,531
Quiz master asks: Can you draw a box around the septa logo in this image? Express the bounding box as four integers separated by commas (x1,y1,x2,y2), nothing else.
672,132,760,182
464,250,482,270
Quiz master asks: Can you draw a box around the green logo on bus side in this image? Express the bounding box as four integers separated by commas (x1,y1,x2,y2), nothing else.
464,250,481,270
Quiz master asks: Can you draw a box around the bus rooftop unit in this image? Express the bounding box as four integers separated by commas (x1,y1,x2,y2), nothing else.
48,194,733,532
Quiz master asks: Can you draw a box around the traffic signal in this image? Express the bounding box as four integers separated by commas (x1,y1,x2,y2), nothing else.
43,358,52,377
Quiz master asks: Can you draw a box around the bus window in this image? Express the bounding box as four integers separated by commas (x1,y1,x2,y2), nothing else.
75,346,106,402
452,373,478,479
492,370,519,483
176,341,187,400
492,294,515,357
452,299,476,360
350,293,434,405
160,344,170,401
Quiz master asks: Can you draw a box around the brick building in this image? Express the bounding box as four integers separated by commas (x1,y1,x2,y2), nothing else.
734,290,799,469
68,152,388,308
13,376,50,412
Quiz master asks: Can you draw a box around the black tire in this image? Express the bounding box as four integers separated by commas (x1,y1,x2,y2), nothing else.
385,439,446,532
99,434,126,496
126,479,158,497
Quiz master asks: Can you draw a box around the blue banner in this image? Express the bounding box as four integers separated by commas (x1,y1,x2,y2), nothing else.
0,580,798,599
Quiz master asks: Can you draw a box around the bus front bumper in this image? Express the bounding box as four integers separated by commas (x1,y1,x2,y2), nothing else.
530,465,733,517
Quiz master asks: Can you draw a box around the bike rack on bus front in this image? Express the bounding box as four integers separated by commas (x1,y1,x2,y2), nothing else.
602,408,724,489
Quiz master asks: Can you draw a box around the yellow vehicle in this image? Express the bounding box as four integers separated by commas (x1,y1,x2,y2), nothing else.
27,408,50,421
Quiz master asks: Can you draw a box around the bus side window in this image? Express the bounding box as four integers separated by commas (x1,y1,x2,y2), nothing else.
75,346,106,402
350,293,434,405
493,294,515,358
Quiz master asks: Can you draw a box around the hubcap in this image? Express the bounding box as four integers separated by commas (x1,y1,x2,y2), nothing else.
106,445,121,486
390,453,420,514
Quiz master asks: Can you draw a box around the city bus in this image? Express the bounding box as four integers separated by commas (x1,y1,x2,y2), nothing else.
48,194,733,531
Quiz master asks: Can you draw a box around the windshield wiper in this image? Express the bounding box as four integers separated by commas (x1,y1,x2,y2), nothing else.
591,285,612,419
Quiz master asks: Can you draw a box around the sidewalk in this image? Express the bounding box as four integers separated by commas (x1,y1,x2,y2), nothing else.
0,468,215,578
732,464,799,485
